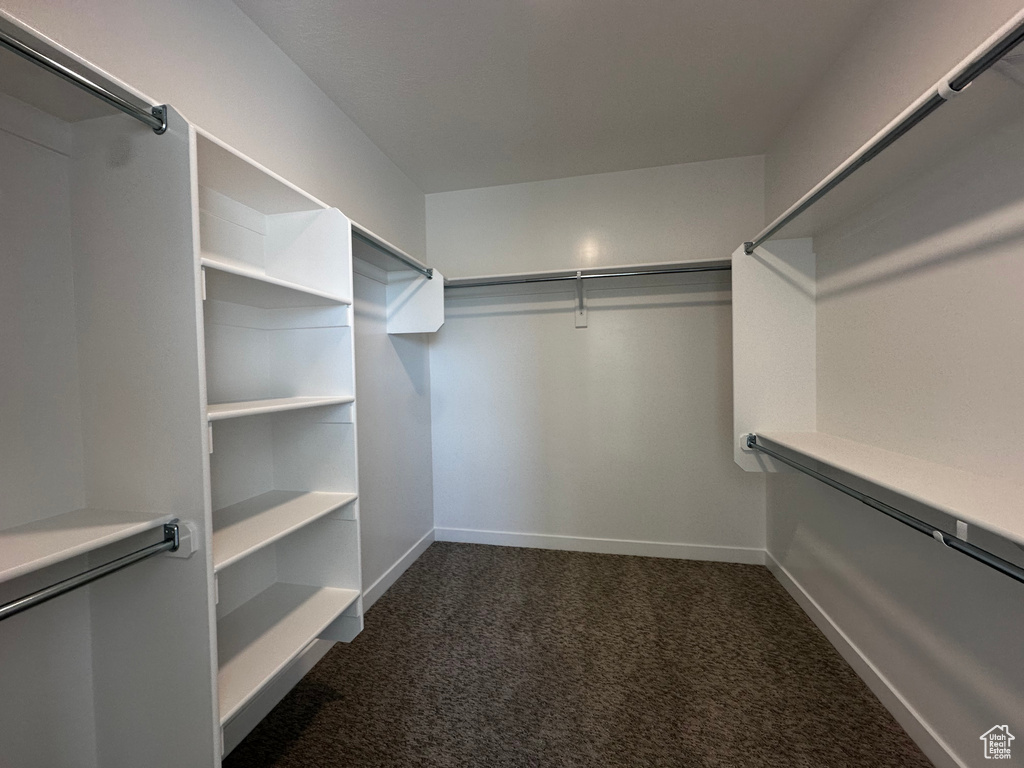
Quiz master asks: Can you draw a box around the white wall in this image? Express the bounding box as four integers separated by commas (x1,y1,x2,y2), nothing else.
352,267,435,606
0,0,426,257
428,157,766,560
762,11,1024,765
427,156,763,276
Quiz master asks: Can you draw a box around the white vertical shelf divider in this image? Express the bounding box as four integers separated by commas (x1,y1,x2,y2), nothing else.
193,128,363,755
732,239,817,471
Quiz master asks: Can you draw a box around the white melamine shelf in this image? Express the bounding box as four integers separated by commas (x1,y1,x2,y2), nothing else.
213,491,357,572
757,432,1024,546
201,255,349,308
217,582,359,723
0,508,175,585
207,395,354,422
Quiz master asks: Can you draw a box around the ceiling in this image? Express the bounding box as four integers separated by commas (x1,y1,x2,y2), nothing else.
233,0,879,193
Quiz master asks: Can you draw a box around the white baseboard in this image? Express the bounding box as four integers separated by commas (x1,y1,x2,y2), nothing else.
433,527,765,565
363,528,436,611
765,552,964,768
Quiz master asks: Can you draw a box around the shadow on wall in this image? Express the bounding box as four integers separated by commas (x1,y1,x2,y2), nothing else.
769,471,1024,762
390,334,431,395
814,73,1024,299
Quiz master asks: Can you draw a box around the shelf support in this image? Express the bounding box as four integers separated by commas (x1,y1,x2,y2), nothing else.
745,434,1024,586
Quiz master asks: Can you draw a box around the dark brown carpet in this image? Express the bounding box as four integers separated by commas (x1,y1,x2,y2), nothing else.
224,542,932,767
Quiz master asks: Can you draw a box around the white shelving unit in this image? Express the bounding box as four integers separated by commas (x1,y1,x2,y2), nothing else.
195,129,363,754
733,23,1024,567
0,25,219,768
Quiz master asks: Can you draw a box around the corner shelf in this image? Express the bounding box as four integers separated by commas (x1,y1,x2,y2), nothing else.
207,395,354,422
0,508,175,585
201,255,350,309
213,491,357,572
756,432,1024,546
217,582,359,723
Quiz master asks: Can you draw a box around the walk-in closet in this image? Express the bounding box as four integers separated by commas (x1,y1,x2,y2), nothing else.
0,2,1022,767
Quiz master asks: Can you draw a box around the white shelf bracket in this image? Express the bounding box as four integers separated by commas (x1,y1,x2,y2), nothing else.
200,266,207,301
208,423,214,454
575,271,587,329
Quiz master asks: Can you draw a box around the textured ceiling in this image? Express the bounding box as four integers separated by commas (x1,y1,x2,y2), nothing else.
233,0,878,192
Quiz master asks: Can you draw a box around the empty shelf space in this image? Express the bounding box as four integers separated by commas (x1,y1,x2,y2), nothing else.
217,582,359,723
207,395,354,421
756,432,1024,546
202,255,349,308
0,508,175,585
213,491,357,572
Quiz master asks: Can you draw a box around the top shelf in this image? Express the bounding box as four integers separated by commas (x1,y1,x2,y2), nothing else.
0,508,175,585
756,431,1024,547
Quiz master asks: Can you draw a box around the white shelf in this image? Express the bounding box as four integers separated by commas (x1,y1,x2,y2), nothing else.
217,582,359,723
757,432,1024,546
201,255,350,309
207,395,354,422
213,491,357,572
0,508,175,585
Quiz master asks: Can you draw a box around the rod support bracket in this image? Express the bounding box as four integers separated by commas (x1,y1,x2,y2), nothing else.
936,77,966,102
150,104,168,135
165,521,199,559
574,271,587,328
164,522,180,552
743,241,755,255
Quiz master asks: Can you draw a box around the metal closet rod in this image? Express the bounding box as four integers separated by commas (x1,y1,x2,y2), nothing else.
745,435,1024,586
743,14,1024,255
352,229,433,279
445,262,731,289
0,26,167,134
0,523,180,623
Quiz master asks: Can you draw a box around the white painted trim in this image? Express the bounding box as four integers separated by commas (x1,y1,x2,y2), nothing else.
434,527,765,565
765,552,964,768
221,639,333,757
362,528,436,611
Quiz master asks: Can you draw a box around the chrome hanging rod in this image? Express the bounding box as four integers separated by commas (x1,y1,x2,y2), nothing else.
445,261,730,289
352,228,433,279
743,13,1024,255
0,25,167,134
0,523,180,623
745,435,1024,586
